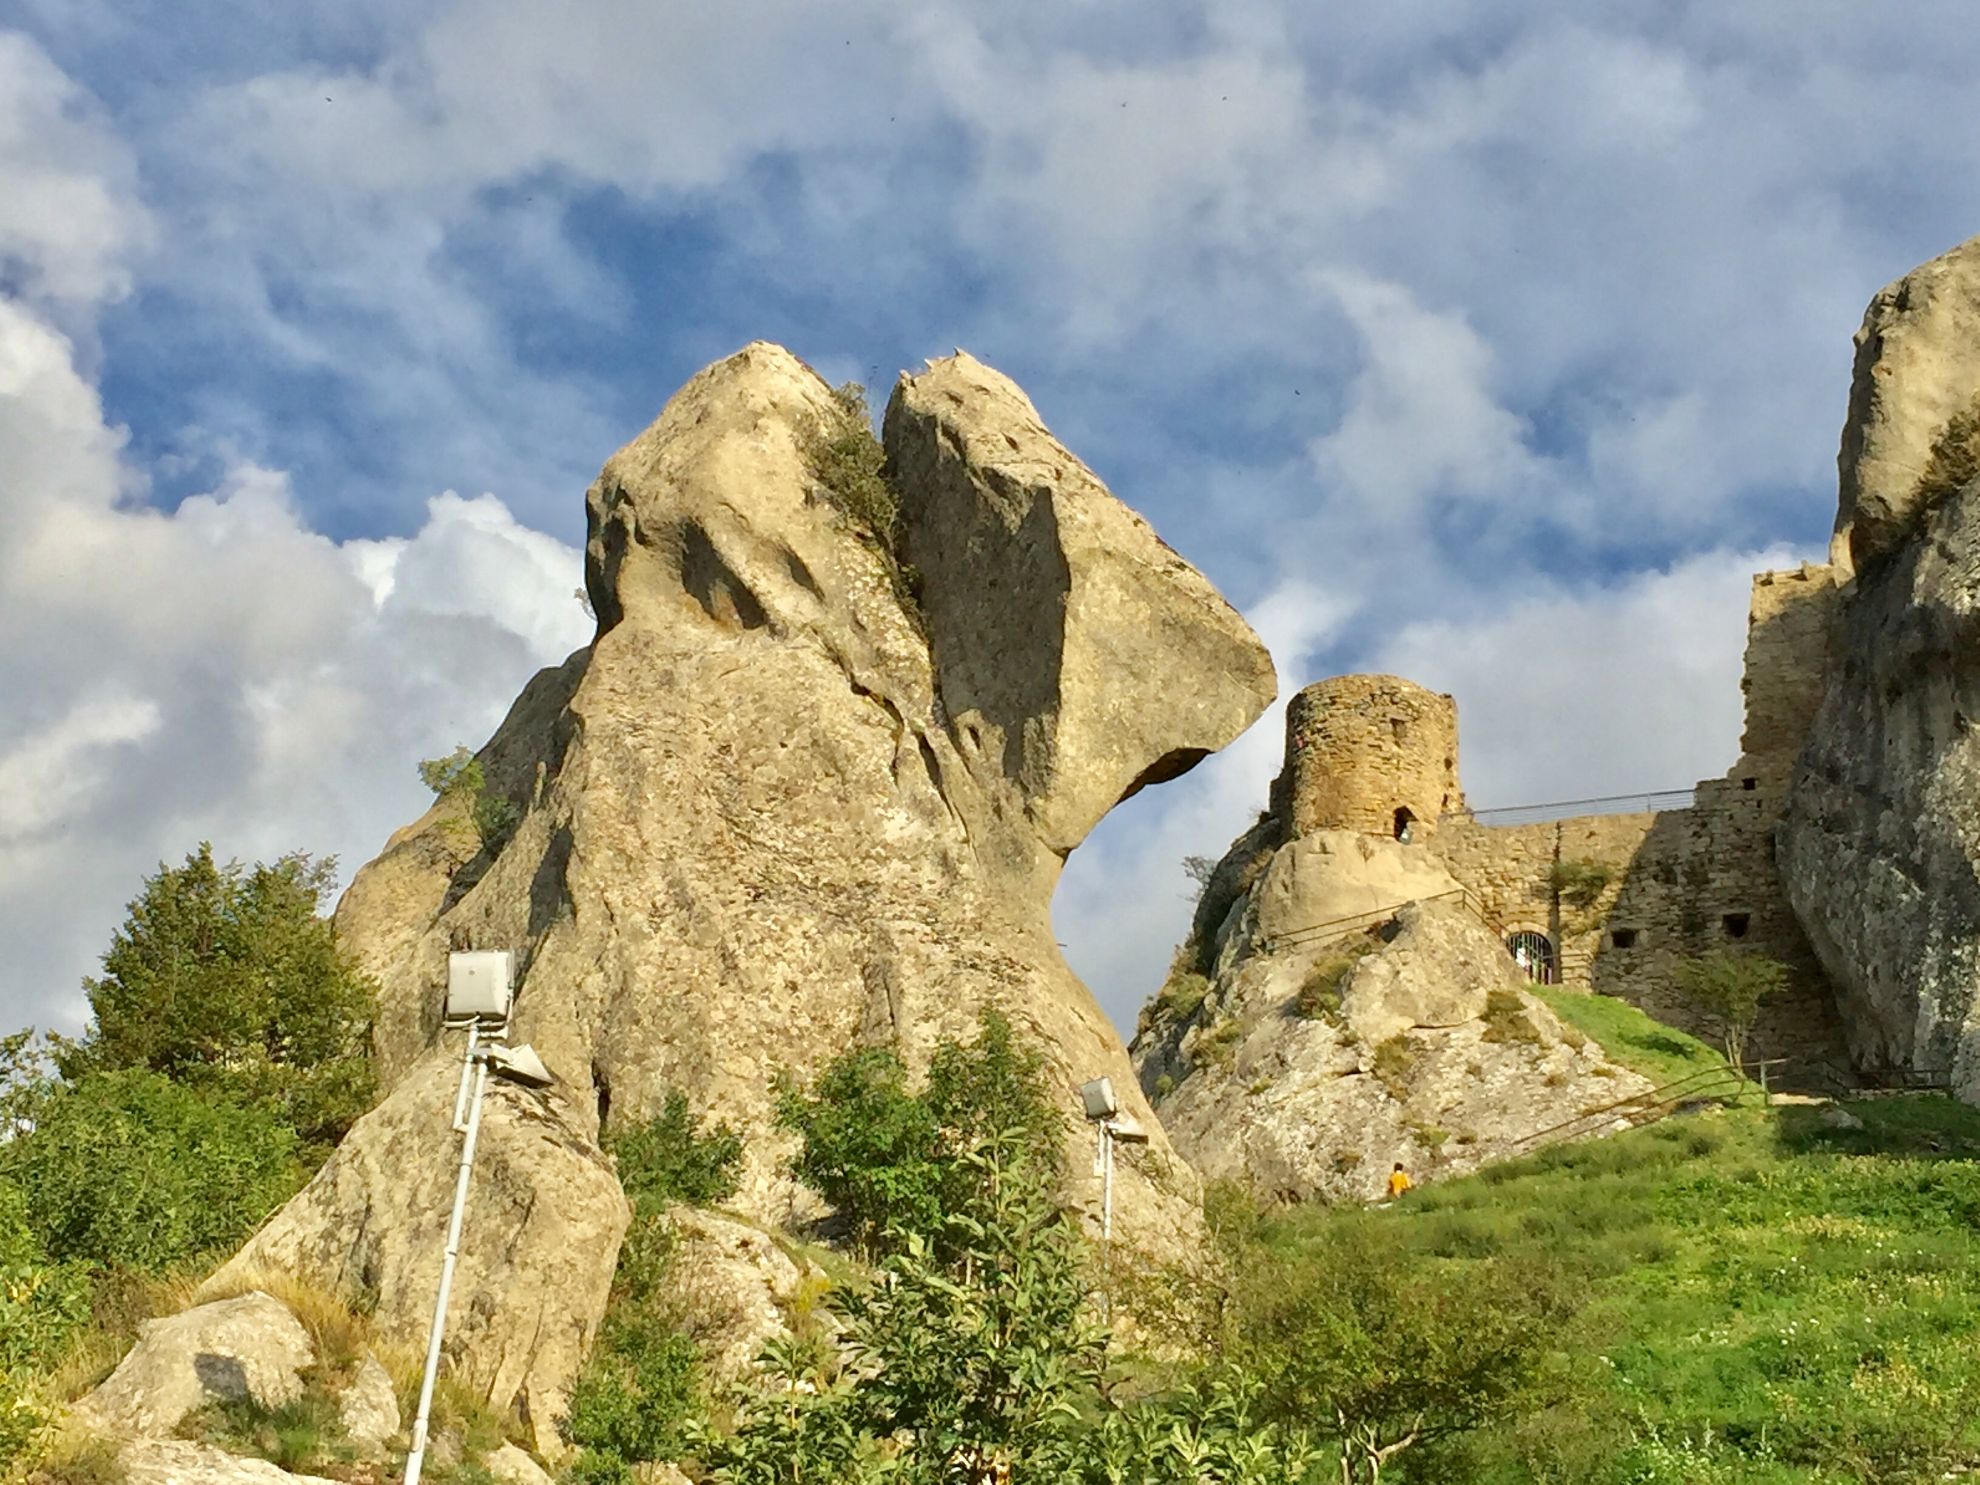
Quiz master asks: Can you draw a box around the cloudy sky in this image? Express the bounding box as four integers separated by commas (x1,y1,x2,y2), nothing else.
2,2,1976,1037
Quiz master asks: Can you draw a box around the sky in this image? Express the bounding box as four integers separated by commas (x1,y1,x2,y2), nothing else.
2,1,1977,1038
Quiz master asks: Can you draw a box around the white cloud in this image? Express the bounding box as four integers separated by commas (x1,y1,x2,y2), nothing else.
0,39,591,1026
1307,274,1548,520
0,31,150,308
1369,543,1812,808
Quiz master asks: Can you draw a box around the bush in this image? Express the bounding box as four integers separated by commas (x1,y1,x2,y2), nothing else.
0,1182,89,1375
798,383,896,543
1481,987,1544,1046
418,747,519,851
1547,859,1614,913
59,844,377,1149
776,1010,1057,1258
0,1070,300,1273
562,1214,701,1473
1917,393,1980,508
1371,1035,1421,1100
606,1092,743,1216
1294,936,1379,1022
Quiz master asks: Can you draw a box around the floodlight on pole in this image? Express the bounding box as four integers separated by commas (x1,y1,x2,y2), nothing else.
404,952,552,1485
1079,1077,1145,1246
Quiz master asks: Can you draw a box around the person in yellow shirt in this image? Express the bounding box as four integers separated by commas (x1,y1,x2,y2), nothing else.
1386,1162,1413,1199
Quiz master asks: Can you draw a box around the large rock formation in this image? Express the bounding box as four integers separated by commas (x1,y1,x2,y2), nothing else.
231,343,1271,1431
1782,235,1980,1094
1135,676,1649,1202
1136,890,1646,1204
1833,234,1980,568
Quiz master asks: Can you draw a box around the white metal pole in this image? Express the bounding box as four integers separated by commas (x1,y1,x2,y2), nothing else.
406,1033,490,1485
1100,1121,1115,1244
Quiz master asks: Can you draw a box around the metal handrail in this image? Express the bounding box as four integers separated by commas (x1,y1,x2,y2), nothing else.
1444,787,1696,828
1509,1057,1789,1155
1267,886,1503,954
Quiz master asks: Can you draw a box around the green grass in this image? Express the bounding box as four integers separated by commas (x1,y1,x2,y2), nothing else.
1536,989,1725,1086
1259,1097,1980,1483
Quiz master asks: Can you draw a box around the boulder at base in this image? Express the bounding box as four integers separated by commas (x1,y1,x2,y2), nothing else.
78,1293,312,1440
201,1064,628,1453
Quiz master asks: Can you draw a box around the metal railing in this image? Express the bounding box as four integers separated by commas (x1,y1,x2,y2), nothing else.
1265,886,1502,955
1508,1058,1788,1156
1445,787,1697,829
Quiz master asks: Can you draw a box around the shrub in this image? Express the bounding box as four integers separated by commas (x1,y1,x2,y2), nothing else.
606,1092,743,1216
1916,393,1980,507
1194,1017,1244,1071
182,1391,351,1475
0,1070,300,1273
1547,859,1614,912
418,747,519,851
1371,1035,1421,1100
0,1182,89,1375
1481,988,1545,1046
799,383,896,540
777,1010,1057,1258
561,1215,701,1474
58,844,377,1149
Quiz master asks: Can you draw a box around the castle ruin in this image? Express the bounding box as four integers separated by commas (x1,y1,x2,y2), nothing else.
1274,559,1853,1079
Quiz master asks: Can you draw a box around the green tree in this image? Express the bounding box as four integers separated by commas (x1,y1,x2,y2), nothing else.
58,845,376,1148
0,1069,300,1272
606,1091,743,1216
1675,950,1788,1073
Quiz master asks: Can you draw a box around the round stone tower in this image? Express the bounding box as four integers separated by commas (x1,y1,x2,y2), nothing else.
1279,675,1463,840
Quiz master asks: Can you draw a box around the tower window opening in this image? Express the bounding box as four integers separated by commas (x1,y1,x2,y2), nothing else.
1741,777,1758,791
1610,928,1639,949
1393,807,1416,843
1722,912,1751,939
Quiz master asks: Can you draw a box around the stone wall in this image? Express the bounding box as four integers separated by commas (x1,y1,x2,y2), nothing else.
1418,565,1852,1080
1278,675,1463,840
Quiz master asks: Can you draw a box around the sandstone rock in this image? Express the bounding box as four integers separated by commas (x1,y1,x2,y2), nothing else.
1817,1103,1865,1132
202,1063,628,1453
667,1208,823,1382
317,342,1272,1265
119,1439,340,1485
336,1356,399,1456
884,351,1279,855
1835,233,1980,566
486,1443,555,1485
78,1294,312,1439
1137,897,1650,1204
1780,464,1980,1092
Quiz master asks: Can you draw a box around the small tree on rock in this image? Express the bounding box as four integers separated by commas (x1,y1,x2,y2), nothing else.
1675,950,1787,1074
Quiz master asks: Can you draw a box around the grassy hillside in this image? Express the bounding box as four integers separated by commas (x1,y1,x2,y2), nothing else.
1259,1084,1980,1483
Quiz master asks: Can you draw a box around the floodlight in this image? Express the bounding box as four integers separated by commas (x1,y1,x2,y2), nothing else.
1108,1112,1149,1144
480,1043,553,1089
1080,1077,1118,1121
446,951,514,1021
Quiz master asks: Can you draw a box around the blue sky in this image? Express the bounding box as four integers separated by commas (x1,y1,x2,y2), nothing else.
3,1,1978,1034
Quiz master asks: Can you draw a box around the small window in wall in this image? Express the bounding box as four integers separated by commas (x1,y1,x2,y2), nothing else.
1393,806,1416,843
1741,777,1758,791
1610,928,1639,949
1722,912,1751,939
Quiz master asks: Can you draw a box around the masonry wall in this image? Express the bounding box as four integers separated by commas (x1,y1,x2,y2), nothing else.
1420,565,1851,1079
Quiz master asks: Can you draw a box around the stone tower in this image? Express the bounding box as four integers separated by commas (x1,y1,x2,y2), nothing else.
1278,674,1463,840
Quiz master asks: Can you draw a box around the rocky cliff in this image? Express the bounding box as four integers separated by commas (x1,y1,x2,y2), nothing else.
234,343,1273,1430
1134,683,1646,1203
1782,235,1980,1091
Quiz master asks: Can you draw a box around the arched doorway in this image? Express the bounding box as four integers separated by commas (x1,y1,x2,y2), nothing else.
1393,806,1416,843
1506,929,1557,985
